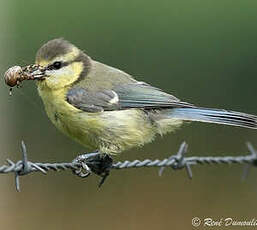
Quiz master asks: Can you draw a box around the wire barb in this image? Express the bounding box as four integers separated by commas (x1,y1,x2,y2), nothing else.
241,142,257,181
0,141,257,191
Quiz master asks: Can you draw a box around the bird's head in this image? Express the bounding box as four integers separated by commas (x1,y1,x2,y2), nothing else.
32,38,91,90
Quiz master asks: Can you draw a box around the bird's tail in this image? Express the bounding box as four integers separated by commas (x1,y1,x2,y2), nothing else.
169,107,257,129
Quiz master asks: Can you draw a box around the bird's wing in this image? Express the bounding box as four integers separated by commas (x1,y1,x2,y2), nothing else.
113,83,194,109
66,82,194,112
67,87,120,112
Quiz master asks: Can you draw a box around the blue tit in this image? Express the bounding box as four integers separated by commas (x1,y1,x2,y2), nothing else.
19,38,257,155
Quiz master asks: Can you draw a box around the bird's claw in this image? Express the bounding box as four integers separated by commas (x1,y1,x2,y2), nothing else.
73,163,92,178
72,152,113,187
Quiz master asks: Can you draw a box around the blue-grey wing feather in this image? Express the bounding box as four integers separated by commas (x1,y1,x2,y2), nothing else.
66,82,194,112
67,87,120,112
113,83,194,109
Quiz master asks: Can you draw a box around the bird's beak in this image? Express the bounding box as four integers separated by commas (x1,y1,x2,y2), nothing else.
23,64,46,80
4,64,47,88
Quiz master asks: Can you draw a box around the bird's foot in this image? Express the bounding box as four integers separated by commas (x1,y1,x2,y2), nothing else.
72,152,113,187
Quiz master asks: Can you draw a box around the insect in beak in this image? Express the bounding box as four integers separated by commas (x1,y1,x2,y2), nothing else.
4,64,46,95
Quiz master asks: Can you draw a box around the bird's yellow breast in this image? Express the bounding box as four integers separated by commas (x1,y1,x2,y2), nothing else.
37,84,103,149
37,84,156,154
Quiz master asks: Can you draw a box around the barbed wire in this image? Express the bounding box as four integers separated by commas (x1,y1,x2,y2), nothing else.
0,141,257,191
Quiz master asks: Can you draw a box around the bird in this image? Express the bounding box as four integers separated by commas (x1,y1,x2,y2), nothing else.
22,38,257,158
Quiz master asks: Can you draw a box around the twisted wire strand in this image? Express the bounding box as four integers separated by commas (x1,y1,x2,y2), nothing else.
0,141,256,191
112,155,257,169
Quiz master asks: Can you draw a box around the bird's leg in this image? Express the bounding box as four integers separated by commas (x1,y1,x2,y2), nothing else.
72,151,113,187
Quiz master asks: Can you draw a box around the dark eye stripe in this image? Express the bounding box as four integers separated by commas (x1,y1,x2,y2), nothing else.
46,52,90,82
47,61,69,70
53,61,62,69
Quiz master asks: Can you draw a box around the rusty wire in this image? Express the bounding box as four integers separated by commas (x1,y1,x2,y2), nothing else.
0,141,257,191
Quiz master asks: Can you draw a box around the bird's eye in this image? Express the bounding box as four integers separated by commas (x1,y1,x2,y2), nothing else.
52,61,62,70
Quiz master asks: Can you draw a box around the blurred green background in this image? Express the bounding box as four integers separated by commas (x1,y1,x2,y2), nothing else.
0,0,257,229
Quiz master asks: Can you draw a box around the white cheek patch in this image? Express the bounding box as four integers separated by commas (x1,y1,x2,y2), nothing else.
109,91,119,104
45,65,76,87
46,65,73,77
